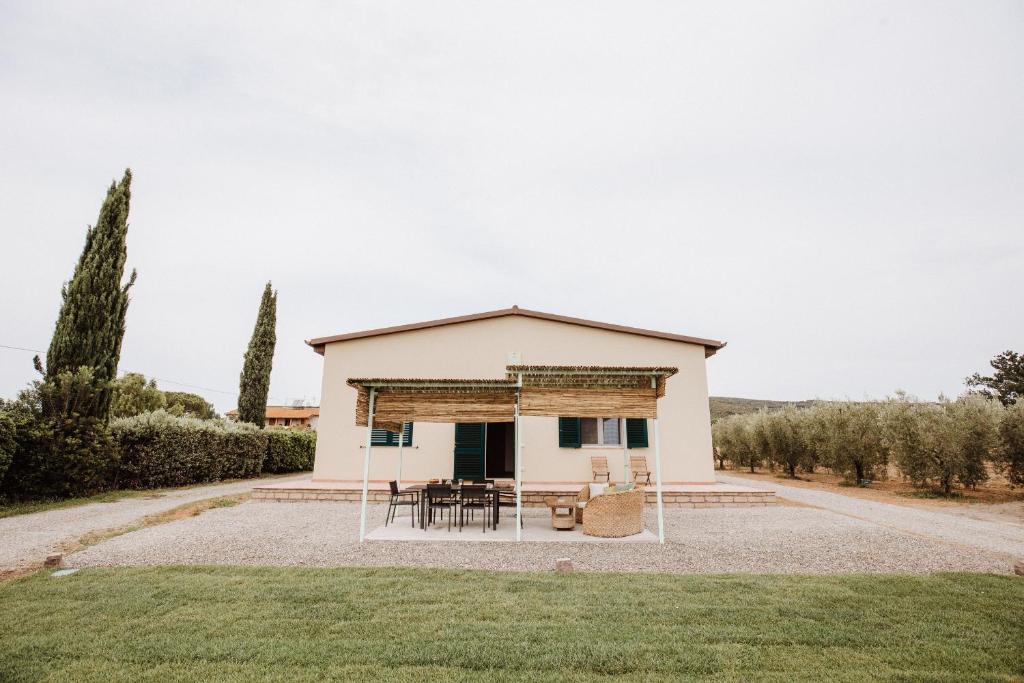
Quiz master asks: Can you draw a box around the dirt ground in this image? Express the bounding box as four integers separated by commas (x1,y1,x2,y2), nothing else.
722,465,1024,525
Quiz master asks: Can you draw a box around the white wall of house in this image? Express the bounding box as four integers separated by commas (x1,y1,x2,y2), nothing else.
312,315,717,484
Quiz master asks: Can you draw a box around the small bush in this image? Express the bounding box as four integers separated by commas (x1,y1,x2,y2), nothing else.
263,429,316,473
111,411,266,489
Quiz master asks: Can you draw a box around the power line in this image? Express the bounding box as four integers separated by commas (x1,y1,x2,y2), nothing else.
0,341,285,401
0,343,44,354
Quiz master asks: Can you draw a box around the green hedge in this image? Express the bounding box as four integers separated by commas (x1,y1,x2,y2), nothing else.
111,411,267,489
263,429,316,473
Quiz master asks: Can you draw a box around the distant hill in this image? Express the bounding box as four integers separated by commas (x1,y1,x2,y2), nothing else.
709,396,816,422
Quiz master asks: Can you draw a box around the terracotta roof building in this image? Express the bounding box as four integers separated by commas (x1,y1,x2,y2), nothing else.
226,406,320,430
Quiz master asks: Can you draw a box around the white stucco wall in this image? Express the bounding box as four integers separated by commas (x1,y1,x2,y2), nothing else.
312,315,717,484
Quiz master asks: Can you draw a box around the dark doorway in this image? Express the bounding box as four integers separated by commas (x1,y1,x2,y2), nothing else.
485,422,514,478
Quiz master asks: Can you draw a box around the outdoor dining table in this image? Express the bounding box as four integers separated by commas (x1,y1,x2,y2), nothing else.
405,483,512,531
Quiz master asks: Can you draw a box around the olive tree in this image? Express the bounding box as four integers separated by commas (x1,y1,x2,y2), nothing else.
996,401,1024,486
882,393,999,495
759,407,813,477
810,401,886,484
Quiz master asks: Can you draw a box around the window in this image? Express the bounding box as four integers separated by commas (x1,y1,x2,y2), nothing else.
370,423,413,447
559,417,648,449
580,418,620,446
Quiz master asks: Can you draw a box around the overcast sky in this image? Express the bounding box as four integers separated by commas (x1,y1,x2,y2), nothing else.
1,1,1021,413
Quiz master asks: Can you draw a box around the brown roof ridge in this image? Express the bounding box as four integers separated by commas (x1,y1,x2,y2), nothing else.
307,306,726,357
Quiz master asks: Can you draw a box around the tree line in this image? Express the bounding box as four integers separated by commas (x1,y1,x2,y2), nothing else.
0,169,289,501
713,385,1024,495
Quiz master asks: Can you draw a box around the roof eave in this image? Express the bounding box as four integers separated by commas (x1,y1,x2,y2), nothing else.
307,306,726,356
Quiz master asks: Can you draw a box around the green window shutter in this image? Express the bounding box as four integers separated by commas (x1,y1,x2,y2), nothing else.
453,423,485,480
626,419,648,448
402,422,413,447
558,417,581,448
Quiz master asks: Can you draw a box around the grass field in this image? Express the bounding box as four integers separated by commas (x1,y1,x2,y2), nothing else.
1,568,1021,682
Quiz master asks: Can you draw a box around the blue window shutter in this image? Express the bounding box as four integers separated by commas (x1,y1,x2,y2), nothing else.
558,417,581,448
626,419,648,448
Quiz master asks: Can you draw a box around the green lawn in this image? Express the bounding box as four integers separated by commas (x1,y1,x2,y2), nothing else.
1,568,1021,682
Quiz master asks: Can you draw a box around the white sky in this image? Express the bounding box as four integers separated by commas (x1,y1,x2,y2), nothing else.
1,1,1021,413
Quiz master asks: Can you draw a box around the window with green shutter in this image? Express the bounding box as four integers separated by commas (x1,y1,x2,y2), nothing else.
626,419,648,448
558,417,581,448
370,423,413,447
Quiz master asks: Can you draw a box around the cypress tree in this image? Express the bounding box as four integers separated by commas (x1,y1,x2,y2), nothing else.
37,169,137,420
237,282,277,427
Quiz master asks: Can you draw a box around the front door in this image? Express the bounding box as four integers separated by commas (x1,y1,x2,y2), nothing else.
453,423,486,480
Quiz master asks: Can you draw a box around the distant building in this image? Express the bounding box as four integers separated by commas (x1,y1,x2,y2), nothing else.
226,406,320,430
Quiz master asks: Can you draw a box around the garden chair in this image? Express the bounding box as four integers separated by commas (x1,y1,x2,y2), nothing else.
630,455,651,485
425,484,456,531
458,484,489,532
591,456,610,483
385,480,418,527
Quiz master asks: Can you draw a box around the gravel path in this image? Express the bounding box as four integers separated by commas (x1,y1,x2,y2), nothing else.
718,474,1024,558
67,499,1017,574
0,474,310,570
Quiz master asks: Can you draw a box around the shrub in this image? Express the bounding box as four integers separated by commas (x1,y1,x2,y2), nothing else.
110,373,166,418
1,369,117,499
263,429,317,473
111,411,266,489
163,391,217,419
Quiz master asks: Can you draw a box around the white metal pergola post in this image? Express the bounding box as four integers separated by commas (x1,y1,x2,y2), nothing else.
514,391,522,542
358,388,376,543
653,416,665,544
396,421,405,490
621,417,629,483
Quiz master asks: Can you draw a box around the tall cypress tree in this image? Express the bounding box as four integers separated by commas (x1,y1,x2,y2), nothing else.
38,169,137,420
237,282,277,427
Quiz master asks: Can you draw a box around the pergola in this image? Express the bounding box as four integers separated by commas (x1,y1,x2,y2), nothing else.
347,365,678,543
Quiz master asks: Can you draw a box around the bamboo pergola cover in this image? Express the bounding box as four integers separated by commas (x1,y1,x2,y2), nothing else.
348,379,518,433
348,366,677,432
509,365,677,419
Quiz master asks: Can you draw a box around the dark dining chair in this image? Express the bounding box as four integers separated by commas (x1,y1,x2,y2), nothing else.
385,480,418,528
425,484,456,531
459,484,489,532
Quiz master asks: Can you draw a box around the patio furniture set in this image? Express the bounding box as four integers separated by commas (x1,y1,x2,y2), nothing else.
385,466,649,538
385,480,522,533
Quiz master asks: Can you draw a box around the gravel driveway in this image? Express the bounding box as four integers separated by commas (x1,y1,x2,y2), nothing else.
66,498,1018,574
0,474,310,570
718,474,1024,558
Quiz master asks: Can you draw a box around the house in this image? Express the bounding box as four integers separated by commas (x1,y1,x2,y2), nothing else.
226,405,320,430
305,306,724,485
